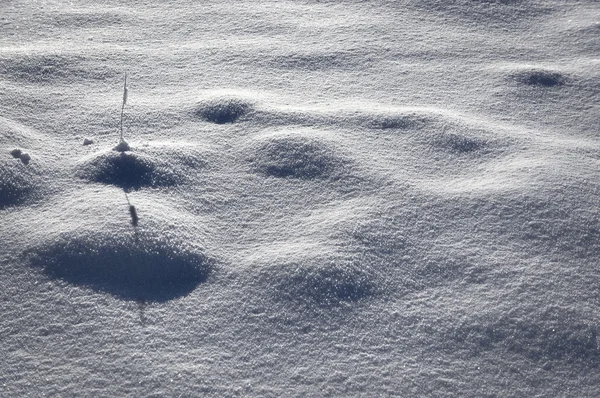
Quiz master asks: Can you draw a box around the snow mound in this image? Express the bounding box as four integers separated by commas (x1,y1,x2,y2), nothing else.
0,53,112,83
50,10,125,29
364,113,428,130
26,232,213,302
262,255,375,308
346,210,479,294
76,144,205,190
196,97,253,124
431,130,489,154
512,68,567,87
450,307,600,367
415,0,553,25
362,112,511,178
249,132,349,180
405,116,505,159
0,160,37,209
267,51,354,71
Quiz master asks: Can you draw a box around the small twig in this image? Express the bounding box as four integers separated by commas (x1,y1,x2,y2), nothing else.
120,73,128,143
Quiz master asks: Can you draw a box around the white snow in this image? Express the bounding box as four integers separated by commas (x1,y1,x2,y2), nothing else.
1,0,599,396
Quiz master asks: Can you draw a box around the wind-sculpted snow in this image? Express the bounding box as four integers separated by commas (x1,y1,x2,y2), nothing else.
264,256,376,308
264,51,359,72
0,160,36,208
412,0,555,25
0,120,47,208
248,132,350,180
196,97,253,124
362,112,428,130
1,0,599,396
512,68,568,87
26,232,213,302
447,307,600,368
0,53,113,83
76,143,206,190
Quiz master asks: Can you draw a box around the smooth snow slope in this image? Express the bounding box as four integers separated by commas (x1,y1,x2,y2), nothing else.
1,0,599,396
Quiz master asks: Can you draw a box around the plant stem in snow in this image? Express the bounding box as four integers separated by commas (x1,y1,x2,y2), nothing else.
115,73,130,152
120,73,128,143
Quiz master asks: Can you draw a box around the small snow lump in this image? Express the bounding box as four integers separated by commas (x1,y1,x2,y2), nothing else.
251,134,347,180
196,97,252,124
0,161,36,208
78,149,182,190
10,148,31,164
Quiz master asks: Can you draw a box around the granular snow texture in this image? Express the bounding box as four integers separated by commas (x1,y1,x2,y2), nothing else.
1,0,599,396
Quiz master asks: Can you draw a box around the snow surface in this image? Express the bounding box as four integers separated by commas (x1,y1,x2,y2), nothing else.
1,0,599,396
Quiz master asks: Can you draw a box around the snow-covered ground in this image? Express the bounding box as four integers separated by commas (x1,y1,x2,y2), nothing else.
1,0,599,396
